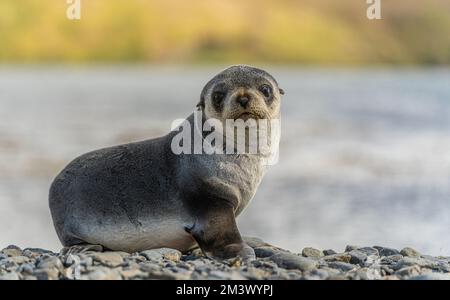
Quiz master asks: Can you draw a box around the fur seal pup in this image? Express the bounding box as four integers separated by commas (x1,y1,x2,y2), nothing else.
49,65,284,260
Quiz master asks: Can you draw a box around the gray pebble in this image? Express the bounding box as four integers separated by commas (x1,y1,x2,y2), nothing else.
18,263,35,274
33,268,60,280
357,247,379,256
269,252,317,271
400,247,421,258
242,236,269,248
395,266,421,277
393,257,427,270
348,250,367,266
0,240,444,280
1,246,22,258
381,255,404,266
322,249,337,256
354,267,382,280
363,254,380,267
37,257,63,271
380,265,394,274
23,248,54,255
140,248,181,262
254,247,280,258
328,262,357,272
303,269,330,280
345,245,360,252
374,246,400,257
3,255,30,265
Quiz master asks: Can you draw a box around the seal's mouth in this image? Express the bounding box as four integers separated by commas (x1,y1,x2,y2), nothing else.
237,113,256,121
234,111,267,121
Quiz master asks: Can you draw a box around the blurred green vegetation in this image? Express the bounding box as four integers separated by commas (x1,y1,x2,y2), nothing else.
0,0,449,65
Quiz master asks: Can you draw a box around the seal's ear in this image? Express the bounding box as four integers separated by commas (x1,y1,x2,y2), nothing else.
279,88,285,95
197,87,208,109
196,96,205,110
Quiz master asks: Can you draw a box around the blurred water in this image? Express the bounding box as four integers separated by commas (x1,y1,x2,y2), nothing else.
0,66,449,255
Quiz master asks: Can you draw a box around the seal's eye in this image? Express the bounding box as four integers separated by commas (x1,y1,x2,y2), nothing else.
212,92,225,104
259,85,272,98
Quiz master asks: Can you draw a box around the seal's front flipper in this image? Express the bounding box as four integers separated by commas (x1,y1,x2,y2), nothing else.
185,204,255,261
60,244,104,256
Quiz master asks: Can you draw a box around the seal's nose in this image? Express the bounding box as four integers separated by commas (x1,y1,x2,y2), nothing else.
237,96,250,108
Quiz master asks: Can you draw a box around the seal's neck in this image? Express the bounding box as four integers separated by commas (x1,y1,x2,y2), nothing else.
191,110,280,165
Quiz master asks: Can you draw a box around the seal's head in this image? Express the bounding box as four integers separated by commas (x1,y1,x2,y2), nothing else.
197,65,284,123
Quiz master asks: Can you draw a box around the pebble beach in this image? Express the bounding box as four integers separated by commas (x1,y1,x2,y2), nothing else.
1,237,449,280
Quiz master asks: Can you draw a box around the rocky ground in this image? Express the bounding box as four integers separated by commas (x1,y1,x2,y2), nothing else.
1,237,449,280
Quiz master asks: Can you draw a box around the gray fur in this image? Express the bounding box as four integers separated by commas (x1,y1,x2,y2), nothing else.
49,65,283,259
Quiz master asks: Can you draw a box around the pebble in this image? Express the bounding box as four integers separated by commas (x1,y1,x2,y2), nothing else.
345,245,359,252
302,247,323,258
254,247,279,258
395,266,421,277
0,242,446,280
400,247,421,258
363,254,380,267
374,246,400,257
84,267,122,280
303,269,330,280
357,247,379,256
269,252,317,271
380,265,394,275
7,256,31,265
354,267,382,280
381,255,404,266
91,252,124,267
120,268,146,279
242,267,271,280
33,268,60,280
322,249,337,256
1,245,22,257
322,253,352,263
328,262,357,272
243,236,269,248
37,257,64,271
18,263,35,274
393,257,426,270
23,248,54,257
348,250,367,266
156,248,182,262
